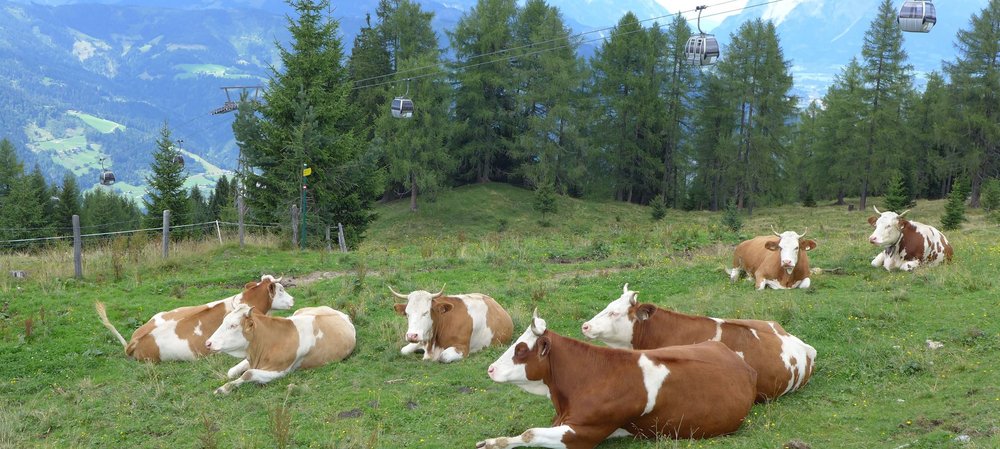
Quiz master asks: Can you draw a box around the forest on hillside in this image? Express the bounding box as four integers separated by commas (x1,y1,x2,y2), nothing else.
1,0,998,247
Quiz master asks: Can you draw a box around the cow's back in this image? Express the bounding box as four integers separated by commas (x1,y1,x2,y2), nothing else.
477,294,514,346
128,303,222,361
293,307,356,369
733,236,778,272
633,341,757,438
904,220,953,265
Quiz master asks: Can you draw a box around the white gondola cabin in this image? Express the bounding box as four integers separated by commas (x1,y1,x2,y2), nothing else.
685,5,720,66
898,1,936,33
391,97,414,118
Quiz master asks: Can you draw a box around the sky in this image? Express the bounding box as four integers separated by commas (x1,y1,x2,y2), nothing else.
655,0,809,28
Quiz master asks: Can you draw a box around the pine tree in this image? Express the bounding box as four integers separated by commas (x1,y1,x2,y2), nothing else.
0,138,23,198
143,123,189,228
82,189,143,234
980,178,1000,212
55,173,82,229
882,171,913,212
650,194,667,221
944,1,1000,207
533,181,557,226
235,0,381,247
941,178,967,230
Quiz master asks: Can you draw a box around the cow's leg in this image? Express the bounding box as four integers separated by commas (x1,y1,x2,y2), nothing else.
797,278,811,289
438,347,466,363
400,342,422,355
728,267,741,282
215,368,288,395
226,359,251,379
871,252,886,268
476,424,604,449
900,260,920,272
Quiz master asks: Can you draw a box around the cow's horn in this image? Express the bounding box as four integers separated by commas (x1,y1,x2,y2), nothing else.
629,292,638,306
770,224,781,236
798,228,808,239
899,209,910,217
623,283,629,294
873,205,881,214
387,285,408,300
530,308,543,335
431,284,446,298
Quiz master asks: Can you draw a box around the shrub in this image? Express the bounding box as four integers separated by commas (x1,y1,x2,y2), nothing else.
533,182,557,223
980,178,1000,212
941,178,967,231
721,199,742,232
882,171,913,212
650,194,667,221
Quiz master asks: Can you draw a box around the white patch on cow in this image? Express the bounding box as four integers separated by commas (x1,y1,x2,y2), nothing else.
608,428,633,438
637,355,670,416
728,267,741,281
400,342,422,355
193,321,203,337
149,313,198,361
798,278,810,289
205,304,252,358
582,288,637,349
769,322,816,395
709,317,724,341
775,231,803,273
400,290,436,343
269,282,295,310
464,295,495,353
750,328,760,340
488,318,549,397
736,351,745,359
439,347,464,363
476,425,574,449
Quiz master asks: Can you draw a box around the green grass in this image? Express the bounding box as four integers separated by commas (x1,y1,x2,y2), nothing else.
67,111,126,134
1,184,998,449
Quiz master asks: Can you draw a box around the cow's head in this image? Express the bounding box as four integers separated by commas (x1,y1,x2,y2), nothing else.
486,309,550,396
581,284,640,348
246,275,295,310
390,285,446,343
867,206,909,247
764,226,816,274
205,303,253,357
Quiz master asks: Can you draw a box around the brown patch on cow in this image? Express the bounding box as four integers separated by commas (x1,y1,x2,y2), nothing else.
430,297,473,357
297,308,355,369
243,313,301,371
482,295,514,346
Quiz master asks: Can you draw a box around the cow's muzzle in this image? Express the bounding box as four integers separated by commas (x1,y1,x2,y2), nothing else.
405,333,420,343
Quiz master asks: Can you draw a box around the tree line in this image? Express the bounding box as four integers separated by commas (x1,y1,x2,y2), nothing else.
3,0,997,248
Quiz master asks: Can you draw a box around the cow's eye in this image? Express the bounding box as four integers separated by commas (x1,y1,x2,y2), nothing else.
608,312,618,317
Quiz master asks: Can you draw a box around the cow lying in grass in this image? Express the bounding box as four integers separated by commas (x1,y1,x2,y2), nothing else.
205,303,355,394
868,206,952,271
729,227,817,290
389,286,513,362
582,284,816,402
95,274,294,362
481,310,757,448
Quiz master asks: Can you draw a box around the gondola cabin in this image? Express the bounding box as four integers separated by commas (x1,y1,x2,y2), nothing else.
898,0,936,33
100,170,116,186
391,97,414,119
685,34,720,66
173,155,185,167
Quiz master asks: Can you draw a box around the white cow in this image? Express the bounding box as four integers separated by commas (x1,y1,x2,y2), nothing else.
868,206,953,271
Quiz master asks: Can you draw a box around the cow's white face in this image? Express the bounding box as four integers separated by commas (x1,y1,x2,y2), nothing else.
868,211,903,248
767,231,806,275
581,284,637,349
487,314,549,396
262,275,295,310
395,290,437,343
205,304,252,357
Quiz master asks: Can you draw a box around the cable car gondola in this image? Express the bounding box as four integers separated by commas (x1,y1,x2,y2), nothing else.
99,157,115,186
390,79,414,119
685,5,720,66
898,0,936,33
173,154,185,167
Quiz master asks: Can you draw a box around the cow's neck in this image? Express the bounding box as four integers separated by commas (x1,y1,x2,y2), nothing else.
884,231,905,256
246,315,297,367
634,309,716,349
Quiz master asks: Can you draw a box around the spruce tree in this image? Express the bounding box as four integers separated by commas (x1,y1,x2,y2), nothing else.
56,173,82,229
980,178,1000,212
0,138,23,198
533,182,557,226
882,172,912,212
144,123,189,228
941,178,967,231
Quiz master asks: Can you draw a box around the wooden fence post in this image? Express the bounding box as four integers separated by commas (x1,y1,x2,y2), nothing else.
72,215,82,279
162,210,170,258
215,220,223,245
337,222,347,252
237,195,246,249
291,205,299,248
325,226,332,252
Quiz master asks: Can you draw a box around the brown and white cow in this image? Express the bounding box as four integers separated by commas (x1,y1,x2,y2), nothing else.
868,206,953,271
582,284,816,402
481,311,757,448
390,286,513,363
729,227,817,290
95,274,294,362
205,303,355,394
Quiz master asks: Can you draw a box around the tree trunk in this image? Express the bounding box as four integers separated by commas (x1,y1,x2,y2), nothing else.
409,173,418,212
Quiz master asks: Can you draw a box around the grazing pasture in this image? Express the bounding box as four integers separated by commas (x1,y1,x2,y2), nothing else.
1,183,998,448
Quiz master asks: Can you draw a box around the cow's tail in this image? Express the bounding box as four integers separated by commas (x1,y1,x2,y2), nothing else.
94,302,128,348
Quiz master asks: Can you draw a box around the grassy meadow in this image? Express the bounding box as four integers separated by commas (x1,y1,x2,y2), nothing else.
1,183,998,449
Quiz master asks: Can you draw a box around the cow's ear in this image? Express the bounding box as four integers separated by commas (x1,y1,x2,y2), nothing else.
434,302,454,314
764,241,780,251
896,217,910,228
635,304,657,321
537,336,551,358
393,303,407,316
867,216,877,227
268,282,277,298
802,239,817,251
245,281,257,289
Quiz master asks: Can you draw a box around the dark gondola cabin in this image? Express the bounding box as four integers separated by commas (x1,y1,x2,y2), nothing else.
100,170,116,186
173,155,185,167
898,0,936,33
685,34,720,66
391,97,414,119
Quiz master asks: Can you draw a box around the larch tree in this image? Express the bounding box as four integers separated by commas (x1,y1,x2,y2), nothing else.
944,0,1000,207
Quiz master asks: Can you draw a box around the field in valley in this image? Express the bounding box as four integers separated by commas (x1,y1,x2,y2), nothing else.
0,183,997,448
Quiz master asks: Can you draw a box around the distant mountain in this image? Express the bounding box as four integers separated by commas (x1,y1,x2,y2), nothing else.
0,0,989,199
